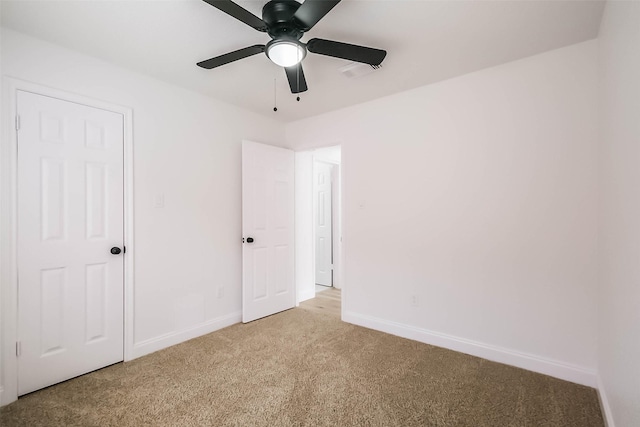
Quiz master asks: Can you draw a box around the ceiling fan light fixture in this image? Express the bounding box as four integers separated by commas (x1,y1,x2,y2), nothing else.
266,39,306,67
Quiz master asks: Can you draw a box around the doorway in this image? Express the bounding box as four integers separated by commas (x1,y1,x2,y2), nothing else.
294,145,341,306
314,160,335,291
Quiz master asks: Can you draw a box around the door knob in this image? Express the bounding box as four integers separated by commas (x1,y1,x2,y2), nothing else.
110,247,122,255
246,237,254,243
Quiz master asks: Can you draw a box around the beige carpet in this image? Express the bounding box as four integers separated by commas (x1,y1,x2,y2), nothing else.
1,293,603,426
302,288,341,317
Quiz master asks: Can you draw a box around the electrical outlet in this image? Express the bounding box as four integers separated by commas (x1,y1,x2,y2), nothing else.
217,286,225,299
410,294,419,307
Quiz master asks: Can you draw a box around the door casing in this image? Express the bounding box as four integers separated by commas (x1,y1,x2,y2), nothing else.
0,78,135,406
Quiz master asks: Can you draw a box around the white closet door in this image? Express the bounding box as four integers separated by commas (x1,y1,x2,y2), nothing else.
17,91,124,395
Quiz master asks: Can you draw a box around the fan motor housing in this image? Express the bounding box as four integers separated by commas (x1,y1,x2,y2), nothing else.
262,0,304,39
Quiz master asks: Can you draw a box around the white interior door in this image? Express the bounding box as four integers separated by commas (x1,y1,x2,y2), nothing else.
314,161,333,286
242,141,295,323
17,91,124,395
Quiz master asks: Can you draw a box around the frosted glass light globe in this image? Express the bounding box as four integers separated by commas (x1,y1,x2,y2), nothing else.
266,40,306,67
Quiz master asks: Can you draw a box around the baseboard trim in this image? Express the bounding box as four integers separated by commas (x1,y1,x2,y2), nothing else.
0,386,5,406
343,311,597,387
132,311,241,359
597,375,616,427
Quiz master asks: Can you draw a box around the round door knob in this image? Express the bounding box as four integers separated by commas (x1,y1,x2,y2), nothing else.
246,237,254,243
110,247,122,255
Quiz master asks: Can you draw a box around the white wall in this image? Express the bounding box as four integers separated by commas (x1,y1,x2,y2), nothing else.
0,28,285,404
597,2,640,426
295,150,315,303
314,146,341,164
287,41,599,386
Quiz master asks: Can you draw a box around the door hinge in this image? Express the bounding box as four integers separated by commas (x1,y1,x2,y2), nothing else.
15,115,21,131
16,341,22,357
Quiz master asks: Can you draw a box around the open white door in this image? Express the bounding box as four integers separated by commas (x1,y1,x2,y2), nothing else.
242,141,295,323
314,161,333,286
17,90,124,395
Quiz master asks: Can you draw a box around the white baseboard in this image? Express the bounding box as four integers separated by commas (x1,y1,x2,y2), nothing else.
343,311,597,388
597,375,616,427
0,386,5,406
132,311,241,359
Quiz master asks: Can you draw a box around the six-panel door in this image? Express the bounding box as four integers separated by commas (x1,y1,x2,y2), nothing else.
242,141,295,323
17,91,125,395
314,161,333,286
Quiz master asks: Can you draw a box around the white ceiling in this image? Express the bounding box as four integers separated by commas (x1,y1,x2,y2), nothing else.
1,0,605,123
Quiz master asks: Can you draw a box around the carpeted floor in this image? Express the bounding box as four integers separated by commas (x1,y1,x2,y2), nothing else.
303,287,341,317
0,291,603,426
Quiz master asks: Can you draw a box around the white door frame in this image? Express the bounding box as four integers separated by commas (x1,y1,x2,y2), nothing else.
0,78,135,406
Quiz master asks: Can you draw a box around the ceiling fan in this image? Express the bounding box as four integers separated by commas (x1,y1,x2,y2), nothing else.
197,0,387,94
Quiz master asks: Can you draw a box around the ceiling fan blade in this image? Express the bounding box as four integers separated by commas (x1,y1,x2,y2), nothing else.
307,38,386,66
201,0,268,32
292,0,341,31
197,45,265,69
284,64,308,94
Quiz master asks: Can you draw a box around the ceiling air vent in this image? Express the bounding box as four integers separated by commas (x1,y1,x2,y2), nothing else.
339,62,381,79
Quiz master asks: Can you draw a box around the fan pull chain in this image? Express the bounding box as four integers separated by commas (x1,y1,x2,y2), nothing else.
273,78,278,112
296,65,301,102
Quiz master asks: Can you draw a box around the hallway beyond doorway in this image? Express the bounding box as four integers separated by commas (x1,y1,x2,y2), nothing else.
300,288,341,318
315,284,332,293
